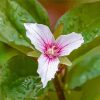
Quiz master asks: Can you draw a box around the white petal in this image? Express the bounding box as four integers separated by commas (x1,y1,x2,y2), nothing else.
37,54,60,88
24,23,54,52
56,32,84,56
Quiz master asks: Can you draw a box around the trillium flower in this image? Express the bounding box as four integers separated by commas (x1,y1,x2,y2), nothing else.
24,23,84,88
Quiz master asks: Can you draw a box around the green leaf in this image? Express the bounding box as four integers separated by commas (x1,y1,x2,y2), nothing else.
80,76,100,100
66,77,100,100
16,0,50,26
27,50,41,58
0,0,6,10
56,2,100,44
0,55,43,100
68,36,100,61
0,0,50,54
6,0,36,36
59,56,72,67
74,0,100,5
54,23,64,39
0,10,33,54
56,2,100,62
68,46,100,89
0,42,18,65
67,90,82,100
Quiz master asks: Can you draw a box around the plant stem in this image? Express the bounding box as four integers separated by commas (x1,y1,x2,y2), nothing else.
53,75,66,100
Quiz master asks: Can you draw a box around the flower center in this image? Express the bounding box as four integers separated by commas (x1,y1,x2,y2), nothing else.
45,44,60,59
47,46,56,55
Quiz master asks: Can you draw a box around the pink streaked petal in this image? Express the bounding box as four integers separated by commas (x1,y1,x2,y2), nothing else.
56,32,84,56
37,54,60,88
26,31,44,52
24,23,55,52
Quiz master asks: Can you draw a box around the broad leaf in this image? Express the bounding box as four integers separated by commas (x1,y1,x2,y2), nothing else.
80,76,100,100
67,77,100,100
16,0,50,26
75,0,100,4
56,2,100,43
7,0,36,37
68,36,100,61
68,46,100,89
59,56,72,67
56,2,100,61
0,42,18,66
0,55,43,100
0,10,33,54
54,23,64,39
0,0,50,54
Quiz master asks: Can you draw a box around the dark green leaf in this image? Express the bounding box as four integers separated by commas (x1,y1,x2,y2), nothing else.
0,10,33,54
0,42,18,66
68,46,100,89
54,23,64,39
80,76,100,100
74,0,100,5
6,0,36,37
16,0,50,26
0,55,43,100
56,2,100,43
0,0,50,54
68,36,100,61
56,2,100,62
66,77,100,100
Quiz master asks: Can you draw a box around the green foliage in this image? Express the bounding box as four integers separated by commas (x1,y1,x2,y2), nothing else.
68,46,100,89
0,10,33,53
67,77,100,100
56,2,100,43
68,36,100,61
80,76,100,100
0,0,49,54
0,0,100,99
0,42,18,65
75,0,100,4
7,0,36,35
55,2,100,64
56,2,100,99
0,55,43,100
16,0,50,26
0,0,50,99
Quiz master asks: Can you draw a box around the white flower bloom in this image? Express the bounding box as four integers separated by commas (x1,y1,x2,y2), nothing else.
24,23,84,88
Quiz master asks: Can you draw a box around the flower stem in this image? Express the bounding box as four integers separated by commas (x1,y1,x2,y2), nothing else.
53,75,66,100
